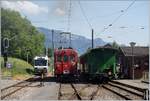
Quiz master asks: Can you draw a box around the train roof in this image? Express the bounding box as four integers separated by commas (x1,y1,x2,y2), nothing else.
54,48,78,54
34,56,48,60
80,47,118,58
91,47,118,51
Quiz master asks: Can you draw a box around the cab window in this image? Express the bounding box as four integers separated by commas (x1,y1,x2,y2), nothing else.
57,55,62,62
63,55,68,62
70,55,75,62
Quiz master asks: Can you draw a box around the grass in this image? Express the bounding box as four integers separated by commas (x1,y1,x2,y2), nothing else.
1,57,34,80
48,57,54,72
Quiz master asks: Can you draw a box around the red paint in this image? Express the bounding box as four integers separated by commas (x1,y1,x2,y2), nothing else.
54,48,78,76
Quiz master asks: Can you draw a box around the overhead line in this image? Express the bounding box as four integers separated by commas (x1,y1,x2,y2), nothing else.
99,0,136,34
78,0,93,29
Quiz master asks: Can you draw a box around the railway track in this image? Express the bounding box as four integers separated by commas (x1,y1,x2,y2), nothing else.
58,83,81,100
70,83,82,100
1,76,41,100
102,80,149,100
89,84,101,100
58,83,101,100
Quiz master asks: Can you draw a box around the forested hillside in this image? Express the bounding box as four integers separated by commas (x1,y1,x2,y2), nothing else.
1,8,45,63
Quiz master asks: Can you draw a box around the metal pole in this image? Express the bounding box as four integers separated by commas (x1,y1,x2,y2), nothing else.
132,46,134,80
92,29,94,48
52,29,54,75
27,52,28,63
4,49,8,67
130,42,136,80
52,30,54,49
69,33,71,47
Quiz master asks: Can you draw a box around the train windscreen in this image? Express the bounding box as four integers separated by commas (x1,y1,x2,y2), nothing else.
63,55,68,62
56,55,74,62
35,59,47,66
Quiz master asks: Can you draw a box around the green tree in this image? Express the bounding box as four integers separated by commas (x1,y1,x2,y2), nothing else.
112,41,119,49
1,8,45,64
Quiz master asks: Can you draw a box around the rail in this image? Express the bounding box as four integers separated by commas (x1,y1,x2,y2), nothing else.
102,80,149,100
1,76,40,100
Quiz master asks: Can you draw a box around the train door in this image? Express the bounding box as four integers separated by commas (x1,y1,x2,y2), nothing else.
54,54,62,76
62,54,70,74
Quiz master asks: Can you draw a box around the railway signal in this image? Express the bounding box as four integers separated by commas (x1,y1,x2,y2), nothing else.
3,38,9,67
3,51,8,67
3,38,9,48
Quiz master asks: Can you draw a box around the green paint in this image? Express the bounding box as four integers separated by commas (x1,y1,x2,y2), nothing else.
82,48,118,75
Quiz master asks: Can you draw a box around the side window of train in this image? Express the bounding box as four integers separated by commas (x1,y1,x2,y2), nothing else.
57,55,62,62
70,55,75,62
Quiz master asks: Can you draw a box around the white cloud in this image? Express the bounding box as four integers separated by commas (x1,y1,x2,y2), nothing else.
1,1,48,15
55,7,65,16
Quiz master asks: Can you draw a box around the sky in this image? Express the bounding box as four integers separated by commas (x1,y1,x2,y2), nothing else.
1,0,150,46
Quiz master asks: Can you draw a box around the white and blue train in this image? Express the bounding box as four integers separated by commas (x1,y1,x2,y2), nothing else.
34,56,49,74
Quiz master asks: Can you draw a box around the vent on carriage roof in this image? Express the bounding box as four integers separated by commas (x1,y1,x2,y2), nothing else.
120,46,149,56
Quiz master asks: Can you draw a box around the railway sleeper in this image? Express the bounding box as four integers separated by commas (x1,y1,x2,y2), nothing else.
110,80,145,92
110,80,149,100
102,84,143,100
108,82,143,97
1,82,33,100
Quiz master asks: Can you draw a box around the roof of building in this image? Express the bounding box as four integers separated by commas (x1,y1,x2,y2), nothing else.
120,46,149,56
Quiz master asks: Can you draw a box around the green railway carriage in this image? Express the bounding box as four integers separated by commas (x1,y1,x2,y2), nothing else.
79,47,118,81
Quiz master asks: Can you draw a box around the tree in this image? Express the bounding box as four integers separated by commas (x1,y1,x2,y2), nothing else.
112,41,119,49
1,8,45,64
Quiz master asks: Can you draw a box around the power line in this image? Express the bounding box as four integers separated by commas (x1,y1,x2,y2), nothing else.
78,0,93,29
99,0,136,34
93,10,123,19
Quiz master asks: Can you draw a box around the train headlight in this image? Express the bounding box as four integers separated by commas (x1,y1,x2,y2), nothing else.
64,64,68,68
63,70,70,74
57,64,61,67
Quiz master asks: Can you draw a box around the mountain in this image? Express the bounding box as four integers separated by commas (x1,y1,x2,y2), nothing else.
37,27,106,55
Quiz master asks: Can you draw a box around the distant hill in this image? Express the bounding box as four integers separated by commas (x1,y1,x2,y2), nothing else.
37,27,106,55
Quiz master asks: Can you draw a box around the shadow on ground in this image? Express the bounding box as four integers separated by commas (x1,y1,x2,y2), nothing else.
29,75,110,85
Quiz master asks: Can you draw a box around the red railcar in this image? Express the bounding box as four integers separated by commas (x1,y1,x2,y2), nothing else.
54,48,78,77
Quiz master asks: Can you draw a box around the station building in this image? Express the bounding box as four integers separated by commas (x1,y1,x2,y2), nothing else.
119,46,149,79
